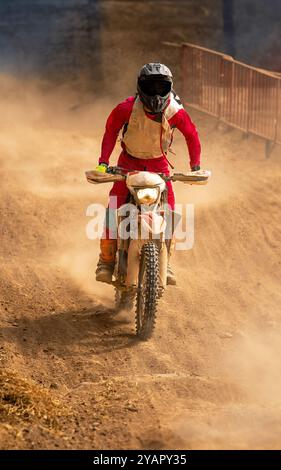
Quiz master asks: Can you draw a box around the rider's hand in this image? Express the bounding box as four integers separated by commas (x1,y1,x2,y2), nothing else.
191,165,200,172
95,163,108,173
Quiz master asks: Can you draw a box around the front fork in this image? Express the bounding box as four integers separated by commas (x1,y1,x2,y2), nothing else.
116,203,175,289
125,238,168,288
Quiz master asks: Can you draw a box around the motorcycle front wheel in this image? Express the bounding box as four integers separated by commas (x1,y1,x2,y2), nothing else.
136,241,160,340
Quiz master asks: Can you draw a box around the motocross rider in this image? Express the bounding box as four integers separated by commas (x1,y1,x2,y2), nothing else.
95,63,201,285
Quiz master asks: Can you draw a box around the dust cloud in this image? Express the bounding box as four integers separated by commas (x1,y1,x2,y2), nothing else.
1,74,281,449
0,74,116,303
171,327,281,449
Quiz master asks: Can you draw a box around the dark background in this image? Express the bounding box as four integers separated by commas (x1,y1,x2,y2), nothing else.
0,0,280,95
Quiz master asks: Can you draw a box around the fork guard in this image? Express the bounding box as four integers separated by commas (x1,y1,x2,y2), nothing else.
126,239,167,289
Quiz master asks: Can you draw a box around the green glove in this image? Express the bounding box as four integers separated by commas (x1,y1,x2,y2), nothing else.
95,163,108,173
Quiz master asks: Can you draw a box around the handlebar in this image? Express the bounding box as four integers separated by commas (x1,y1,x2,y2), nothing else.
86,166,211,185
106,166,169,180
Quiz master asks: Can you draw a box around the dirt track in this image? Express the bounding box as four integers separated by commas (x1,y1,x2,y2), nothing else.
0,77,281,449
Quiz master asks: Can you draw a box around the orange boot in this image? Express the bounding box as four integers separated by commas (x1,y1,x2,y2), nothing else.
95,239,117,284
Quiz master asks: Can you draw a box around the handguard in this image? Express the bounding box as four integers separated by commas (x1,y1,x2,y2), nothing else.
171,170,211,185
85,170,125,184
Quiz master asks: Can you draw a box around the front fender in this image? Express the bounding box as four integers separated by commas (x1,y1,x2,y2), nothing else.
138,211,166,238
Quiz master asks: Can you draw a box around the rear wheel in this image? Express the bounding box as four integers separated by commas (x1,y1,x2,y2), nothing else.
135,242,160,340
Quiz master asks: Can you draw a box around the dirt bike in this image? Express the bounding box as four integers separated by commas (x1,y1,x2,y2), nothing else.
86,166,210,340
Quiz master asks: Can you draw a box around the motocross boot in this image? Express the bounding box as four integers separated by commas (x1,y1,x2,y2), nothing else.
95,239,117,284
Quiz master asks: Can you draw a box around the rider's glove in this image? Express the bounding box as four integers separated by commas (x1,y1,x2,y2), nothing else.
95,163,108,173
191,165,200,172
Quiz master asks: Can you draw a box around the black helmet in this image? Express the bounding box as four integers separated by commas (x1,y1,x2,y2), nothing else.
137,63,173,113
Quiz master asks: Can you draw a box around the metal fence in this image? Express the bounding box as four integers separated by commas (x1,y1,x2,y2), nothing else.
166,42,281,152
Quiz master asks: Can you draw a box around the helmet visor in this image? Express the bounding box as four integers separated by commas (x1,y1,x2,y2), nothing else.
139,79,172,97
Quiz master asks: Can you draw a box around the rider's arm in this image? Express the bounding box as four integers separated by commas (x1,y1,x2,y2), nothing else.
98,97,134,165
170,108,201,169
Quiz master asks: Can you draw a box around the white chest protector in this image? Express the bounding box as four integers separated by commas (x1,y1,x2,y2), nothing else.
122,93,183,159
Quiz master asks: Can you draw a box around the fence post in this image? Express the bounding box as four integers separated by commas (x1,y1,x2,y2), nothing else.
265,78,279,158
218,55,224,124
218,54,233,129
246,68,253,137
265,140,274,159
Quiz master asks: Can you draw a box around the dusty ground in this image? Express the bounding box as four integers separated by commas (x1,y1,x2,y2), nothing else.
0,76,281,450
